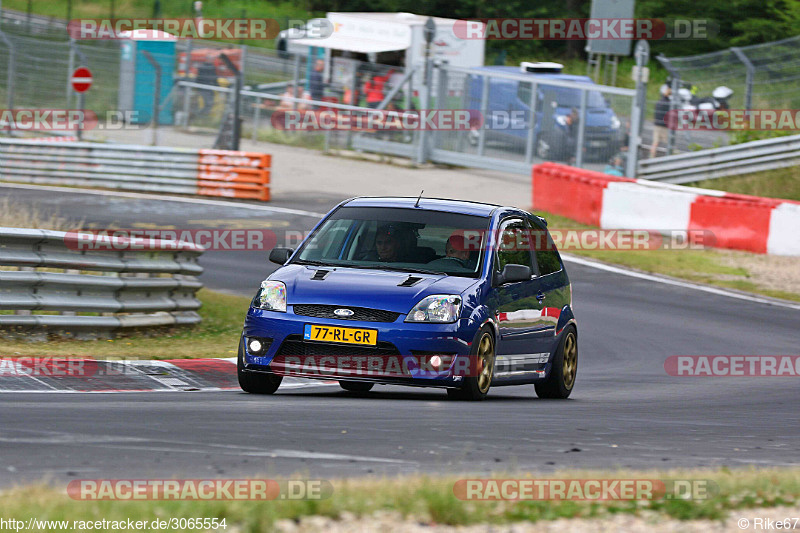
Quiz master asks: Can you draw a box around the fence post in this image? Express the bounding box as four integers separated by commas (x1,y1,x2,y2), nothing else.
667,76,679,156
141,50,161,146
524,82,538,164
433,65,447,152
72,46,88,141
575,88,588,167
346,60,357,149
253,96,261,140
476,75,490,157
240,44,247,85
731,47,754,110
219,53,242,151
66,39,76,108
415,59,433,164
627,41,649,177
627,81,647,177
0,30,14,111
291,53,301,110
182,38,193,127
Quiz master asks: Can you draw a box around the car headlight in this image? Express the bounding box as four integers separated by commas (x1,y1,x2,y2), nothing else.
405,295,462,323
610,115,621,130
253,280,286,312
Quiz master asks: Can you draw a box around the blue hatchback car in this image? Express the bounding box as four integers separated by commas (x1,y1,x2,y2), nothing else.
238,197,577,400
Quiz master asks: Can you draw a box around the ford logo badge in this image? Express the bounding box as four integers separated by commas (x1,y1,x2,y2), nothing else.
334,308,354,317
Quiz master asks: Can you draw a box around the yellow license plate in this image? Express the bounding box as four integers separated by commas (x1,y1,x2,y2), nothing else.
303,324,377,346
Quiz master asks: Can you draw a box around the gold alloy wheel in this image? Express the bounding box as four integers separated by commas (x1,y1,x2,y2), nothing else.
562,332,577,390
476,333,495,394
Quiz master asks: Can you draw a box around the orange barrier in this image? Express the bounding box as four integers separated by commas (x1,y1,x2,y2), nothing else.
196,150,270,201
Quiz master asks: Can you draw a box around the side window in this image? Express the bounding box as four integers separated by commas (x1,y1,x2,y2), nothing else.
529,217,562,275
517,81,531,104
496,219,534,272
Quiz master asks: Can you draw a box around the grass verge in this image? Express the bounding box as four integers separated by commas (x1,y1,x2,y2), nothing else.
1,468,798,530
0,197,82,230
689,166,800,202
0,289,249,358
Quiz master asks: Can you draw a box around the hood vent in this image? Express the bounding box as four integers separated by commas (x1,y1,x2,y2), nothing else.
311,269,330,280
398,275,424,287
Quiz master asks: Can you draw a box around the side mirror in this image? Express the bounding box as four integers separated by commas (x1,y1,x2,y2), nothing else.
269,247,294,265
496,264,532,285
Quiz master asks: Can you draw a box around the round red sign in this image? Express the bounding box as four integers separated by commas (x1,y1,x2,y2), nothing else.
71,67,93,93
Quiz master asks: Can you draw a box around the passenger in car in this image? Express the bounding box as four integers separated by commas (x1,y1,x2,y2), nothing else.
427,234,472,269
362,224,415,262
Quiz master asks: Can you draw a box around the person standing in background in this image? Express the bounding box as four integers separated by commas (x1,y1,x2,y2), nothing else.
309,59,325,102
650,85,672,158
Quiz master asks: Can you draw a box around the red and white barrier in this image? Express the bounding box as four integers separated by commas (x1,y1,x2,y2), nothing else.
532,163,800,256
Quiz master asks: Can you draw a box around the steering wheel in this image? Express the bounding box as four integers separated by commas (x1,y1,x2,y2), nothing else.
433,256,467,268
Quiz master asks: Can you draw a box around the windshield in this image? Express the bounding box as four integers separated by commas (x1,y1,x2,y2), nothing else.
541,85,607,108
294,206,490,278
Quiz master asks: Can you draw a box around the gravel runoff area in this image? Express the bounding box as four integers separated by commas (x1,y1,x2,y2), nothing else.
275,506,800,532
717,250,800,296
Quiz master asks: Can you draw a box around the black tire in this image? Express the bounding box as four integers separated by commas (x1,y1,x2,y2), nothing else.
339,381,374,392
237,339,282,394
535,326,577,399
447,326,495,401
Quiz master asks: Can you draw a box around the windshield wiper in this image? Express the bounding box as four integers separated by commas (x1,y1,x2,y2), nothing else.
292,259,338,267
346,264,447,276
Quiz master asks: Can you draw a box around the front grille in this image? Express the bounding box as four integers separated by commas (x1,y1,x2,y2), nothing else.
275,335,400,357
292,304,401,323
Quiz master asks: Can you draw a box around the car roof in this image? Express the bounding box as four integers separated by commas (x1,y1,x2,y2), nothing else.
473,66,594,84
342,197,505,217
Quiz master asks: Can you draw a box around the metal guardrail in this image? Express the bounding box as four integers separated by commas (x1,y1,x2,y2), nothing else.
0,227,205,340
637,134,800,184
0,139,272,201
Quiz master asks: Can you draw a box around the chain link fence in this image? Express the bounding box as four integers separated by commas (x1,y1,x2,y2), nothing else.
1,14,641,176
655,35,800,152
0,28,121,122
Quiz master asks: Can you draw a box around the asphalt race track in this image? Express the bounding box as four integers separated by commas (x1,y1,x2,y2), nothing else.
1,185,798,488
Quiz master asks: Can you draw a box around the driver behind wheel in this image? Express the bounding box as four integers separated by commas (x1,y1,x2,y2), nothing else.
427,234,471,269
444,234,470,263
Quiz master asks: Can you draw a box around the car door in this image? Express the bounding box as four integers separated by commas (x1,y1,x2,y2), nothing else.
489,217,553,377
528,215,571,357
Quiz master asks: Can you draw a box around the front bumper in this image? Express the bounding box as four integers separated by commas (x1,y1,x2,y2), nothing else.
241,306,480,387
